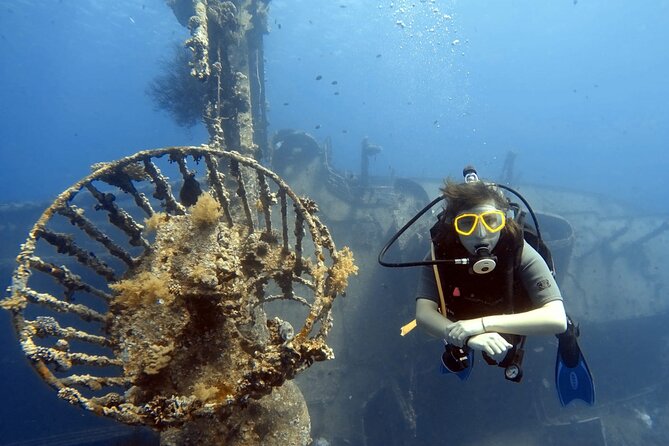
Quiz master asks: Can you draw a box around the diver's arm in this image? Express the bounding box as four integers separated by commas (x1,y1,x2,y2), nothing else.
447,300,567,343
418,298,514,354
415,298,454,339
479,300,567,336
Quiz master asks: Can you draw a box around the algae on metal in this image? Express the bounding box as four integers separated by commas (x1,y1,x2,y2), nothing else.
1,146,357,445
0,0,358,444
163,0,270,157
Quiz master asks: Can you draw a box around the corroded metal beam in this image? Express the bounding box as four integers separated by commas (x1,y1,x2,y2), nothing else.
168,0,271,158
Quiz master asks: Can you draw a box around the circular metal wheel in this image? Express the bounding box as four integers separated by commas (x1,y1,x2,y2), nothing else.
1,146,356,427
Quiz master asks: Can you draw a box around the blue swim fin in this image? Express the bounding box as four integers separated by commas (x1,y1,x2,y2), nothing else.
555,319,595,406
441,344,474,381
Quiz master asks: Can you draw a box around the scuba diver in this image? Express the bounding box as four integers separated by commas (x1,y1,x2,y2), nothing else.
379,166,595,406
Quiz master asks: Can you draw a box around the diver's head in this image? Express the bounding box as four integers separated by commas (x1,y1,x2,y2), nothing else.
441,178,517,255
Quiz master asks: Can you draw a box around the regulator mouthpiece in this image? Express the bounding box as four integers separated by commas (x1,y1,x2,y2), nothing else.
472,246,497,274
463,165,480,183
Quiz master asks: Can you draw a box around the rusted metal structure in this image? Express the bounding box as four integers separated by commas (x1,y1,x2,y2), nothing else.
166,0,270,156
1,1,358,444
1,147,356,444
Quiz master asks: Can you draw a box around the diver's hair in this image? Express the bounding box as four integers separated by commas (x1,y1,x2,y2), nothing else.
440,178,523,241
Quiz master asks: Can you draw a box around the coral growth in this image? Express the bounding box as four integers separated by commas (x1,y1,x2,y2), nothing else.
193,382,220,402
146,44,208,128
144,212,169,233
190,192,221,226
329,247,358,294
109,270,173,307
142,341,176,375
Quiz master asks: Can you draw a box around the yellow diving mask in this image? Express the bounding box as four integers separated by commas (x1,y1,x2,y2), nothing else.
454,210,506,236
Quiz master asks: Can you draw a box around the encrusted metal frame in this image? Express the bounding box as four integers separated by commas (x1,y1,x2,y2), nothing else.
2,146,351,427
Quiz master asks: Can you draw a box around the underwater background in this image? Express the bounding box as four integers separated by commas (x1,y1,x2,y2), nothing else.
1,0,668,445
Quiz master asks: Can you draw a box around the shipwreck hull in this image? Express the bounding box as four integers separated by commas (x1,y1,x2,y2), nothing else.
2,173,669,445
270,155,669,445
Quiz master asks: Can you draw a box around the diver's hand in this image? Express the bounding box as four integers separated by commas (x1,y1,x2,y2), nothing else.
447,318,486,345
466,332,513,356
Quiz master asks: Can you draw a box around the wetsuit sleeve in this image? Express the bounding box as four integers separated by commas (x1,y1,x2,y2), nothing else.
415,253,439,304
518,240,563,306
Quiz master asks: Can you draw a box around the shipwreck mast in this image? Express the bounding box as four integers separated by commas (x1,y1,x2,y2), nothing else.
167,0,270,156
1,2,357,445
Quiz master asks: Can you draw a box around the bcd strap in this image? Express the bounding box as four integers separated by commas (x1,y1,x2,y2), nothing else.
432,241,448,317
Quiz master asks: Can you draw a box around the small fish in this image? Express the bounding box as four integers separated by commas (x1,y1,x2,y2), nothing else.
331,80,338,85
129,16,135,24
342,129,348,133
376,54,382,58
334,91,339,96
283,102,289,106
278,23,282,29
315,124,321,129
316,75,322,80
